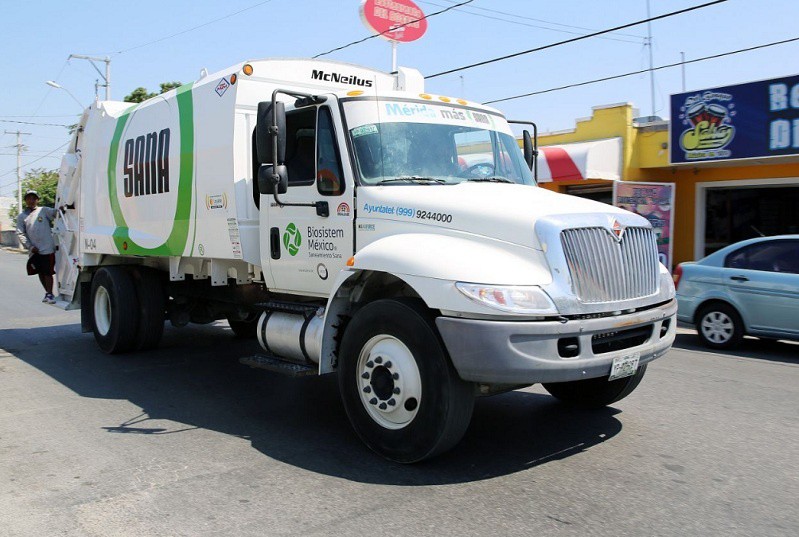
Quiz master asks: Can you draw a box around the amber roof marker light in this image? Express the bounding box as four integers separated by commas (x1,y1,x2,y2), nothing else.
243,64,254,76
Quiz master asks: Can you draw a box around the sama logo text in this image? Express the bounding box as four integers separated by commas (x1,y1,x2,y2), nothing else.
123,128,171,197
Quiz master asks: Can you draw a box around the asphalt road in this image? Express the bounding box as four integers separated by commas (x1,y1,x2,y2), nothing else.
1,247,797,537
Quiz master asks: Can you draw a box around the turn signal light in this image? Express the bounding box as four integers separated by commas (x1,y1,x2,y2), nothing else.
346,257,355,267
243,64,254,76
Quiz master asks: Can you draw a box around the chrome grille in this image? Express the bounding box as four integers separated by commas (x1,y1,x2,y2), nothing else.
560,227,659,303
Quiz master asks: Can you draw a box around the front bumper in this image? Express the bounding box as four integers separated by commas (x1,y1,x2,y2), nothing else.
436,299,677,384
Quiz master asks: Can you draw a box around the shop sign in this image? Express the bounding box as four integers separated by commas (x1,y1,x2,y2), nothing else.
360,0,427,42
670,74,799,164
613,182,675,269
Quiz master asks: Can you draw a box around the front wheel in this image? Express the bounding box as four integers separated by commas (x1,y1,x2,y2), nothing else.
338,299,474,463
543,365,648,409
696,303,744,350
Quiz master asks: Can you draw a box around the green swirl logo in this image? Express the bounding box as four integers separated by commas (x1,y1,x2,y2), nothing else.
283,223,301,256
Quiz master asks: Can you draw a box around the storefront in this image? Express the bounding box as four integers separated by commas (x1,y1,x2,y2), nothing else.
535,75,799,268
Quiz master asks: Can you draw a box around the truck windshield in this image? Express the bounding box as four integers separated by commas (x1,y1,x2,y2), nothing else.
344,100,534,186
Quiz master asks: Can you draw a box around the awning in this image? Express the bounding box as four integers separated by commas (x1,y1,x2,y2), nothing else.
536,137,622,182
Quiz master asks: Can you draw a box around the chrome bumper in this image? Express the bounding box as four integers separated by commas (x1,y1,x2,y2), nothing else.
436,299,677,384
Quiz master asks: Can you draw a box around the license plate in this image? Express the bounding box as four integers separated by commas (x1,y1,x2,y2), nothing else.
609,353,640,381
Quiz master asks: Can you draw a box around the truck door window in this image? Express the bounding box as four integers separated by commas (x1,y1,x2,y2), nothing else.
316,107,345,196
285,107,316,186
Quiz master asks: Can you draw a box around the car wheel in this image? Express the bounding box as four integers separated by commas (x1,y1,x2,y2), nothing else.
338,299,475,463
543,365,648,409
696,303,744,350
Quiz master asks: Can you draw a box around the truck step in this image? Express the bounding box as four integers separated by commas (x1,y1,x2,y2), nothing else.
254,300,320,316
239,354,317,377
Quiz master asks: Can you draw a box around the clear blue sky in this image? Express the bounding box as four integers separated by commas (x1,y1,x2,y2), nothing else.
2,0,798,197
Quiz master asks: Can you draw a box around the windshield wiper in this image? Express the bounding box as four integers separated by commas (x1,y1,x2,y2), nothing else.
377,176,447,185
466,177,515,183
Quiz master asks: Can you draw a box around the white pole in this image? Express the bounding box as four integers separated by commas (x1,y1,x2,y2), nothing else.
4,130,31,214
646,0,655,117
105,57,111,100
680,51,686,92
391,40,398,72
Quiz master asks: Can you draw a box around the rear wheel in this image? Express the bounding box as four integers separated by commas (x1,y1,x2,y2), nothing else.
543,365,648,409
338,299,474,463
227,314,259,338
91,267,139,354
696,302,744,350
130,267,166,351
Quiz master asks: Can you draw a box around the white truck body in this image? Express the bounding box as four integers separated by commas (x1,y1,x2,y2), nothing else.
54,58,676,462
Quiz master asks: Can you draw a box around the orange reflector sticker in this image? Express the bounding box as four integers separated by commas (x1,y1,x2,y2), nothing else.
438,96,451,103
419,93,432,100
457,99,467,105
346,257,355,267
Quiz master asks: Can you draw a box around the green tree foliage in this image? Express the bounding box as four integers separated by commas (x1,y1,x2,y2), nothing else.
123,81,183,103
9,168,59,221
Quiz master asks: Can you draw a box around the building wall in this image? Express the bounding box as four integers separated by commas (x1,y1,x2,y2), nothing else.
536,103,799,266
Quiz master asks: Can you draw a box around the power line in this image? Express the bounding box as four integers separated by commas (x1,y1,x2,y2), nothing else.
0,119,71,127
0,115,80,118
417,1,644,44
482,35,799,105
113,0,274,54
313,0,474,59
426,0,729,79
0,141,69,185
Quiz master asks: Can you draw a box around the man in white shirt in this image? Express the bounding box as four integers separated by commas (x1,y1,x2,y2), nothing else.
16,190,57,304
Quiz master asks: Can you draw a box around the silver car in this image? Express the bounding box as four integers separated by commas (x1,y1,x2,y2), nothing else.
675,235,799,349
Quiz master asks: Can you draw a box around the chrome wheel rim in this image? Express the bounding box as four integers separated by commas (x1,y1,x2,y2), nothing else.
94,286,112,336
356,335,422,430
701,311,733,344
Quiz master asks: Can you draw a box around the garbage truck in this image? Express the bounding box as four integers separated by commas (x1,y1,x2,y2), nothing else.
53,58,676,462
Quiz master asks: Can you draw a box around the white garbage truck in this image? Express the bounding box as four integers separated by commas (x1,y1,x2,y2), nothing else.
53,58,676,462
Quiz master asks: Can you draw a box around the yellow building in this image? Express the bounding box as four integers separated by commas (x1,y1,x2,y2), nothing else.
535,102,799,267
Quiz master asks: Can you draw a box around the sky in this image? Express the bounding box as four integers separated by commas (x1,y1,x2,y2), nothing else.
2,0,798,198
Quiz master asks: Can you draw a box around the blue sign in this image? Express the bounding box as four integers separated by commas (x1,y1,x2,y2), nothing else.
670,74,799,164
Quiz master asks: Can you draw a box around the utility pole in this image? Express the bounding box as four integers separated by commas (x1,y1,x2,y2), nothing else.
68,54,111,100
646,0,656,117
680,51,687,92
4,130,31,213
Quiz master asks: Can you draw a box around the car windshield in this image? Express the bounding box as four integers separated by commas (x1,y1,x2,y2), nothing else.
344,100,534,186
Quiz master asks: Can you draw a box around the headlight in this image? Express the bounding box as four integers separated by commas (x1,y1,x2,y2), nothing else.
455,282,556,314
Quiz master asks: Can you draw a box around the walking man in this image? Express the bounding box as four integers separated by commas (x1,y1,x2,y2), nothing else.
16,190,57,304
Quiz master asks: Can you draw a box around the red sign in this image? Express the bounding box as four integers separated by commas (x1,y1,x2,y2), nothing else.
360,0,428,43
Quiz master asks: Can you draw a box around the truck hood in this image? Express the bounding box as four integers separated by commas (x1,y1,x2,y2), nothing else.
357,183,645,249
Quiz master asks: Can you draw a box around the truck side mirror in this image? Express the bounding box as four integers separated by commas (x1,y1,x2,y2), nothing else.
258,164,288,195
256,101,286,165
523,129,534,171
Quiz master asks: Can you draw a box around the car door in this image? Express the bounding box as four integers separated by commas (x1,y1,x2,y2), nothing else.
723,239,799,336
264,103,354,297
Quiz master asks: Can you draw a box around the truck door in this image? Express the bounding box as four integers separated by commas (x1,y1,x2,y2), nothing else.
265,103,354,296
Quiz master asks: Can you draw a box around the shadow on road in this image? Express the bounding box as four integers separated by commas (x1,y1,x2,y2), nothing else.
673,332,799,365
2,322,623,485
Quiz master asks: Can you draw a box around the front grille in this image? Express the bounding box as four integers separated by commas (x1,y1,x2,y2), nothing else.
561,226,659,303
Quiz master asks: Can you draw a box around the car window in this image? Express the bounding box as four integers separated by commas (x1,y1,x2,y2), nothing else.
724,240,799,273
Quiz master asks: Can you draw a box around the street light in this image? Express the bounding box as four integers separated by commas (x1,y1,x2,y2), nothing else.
45,81,85,110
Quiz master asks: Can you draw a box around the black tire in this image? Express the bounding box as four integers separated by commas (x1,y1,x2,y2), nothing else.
338,299,475,463
90,266,139,354
227,314,259,338
129,267,166,351
695,302,744,350
543,364,648,409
